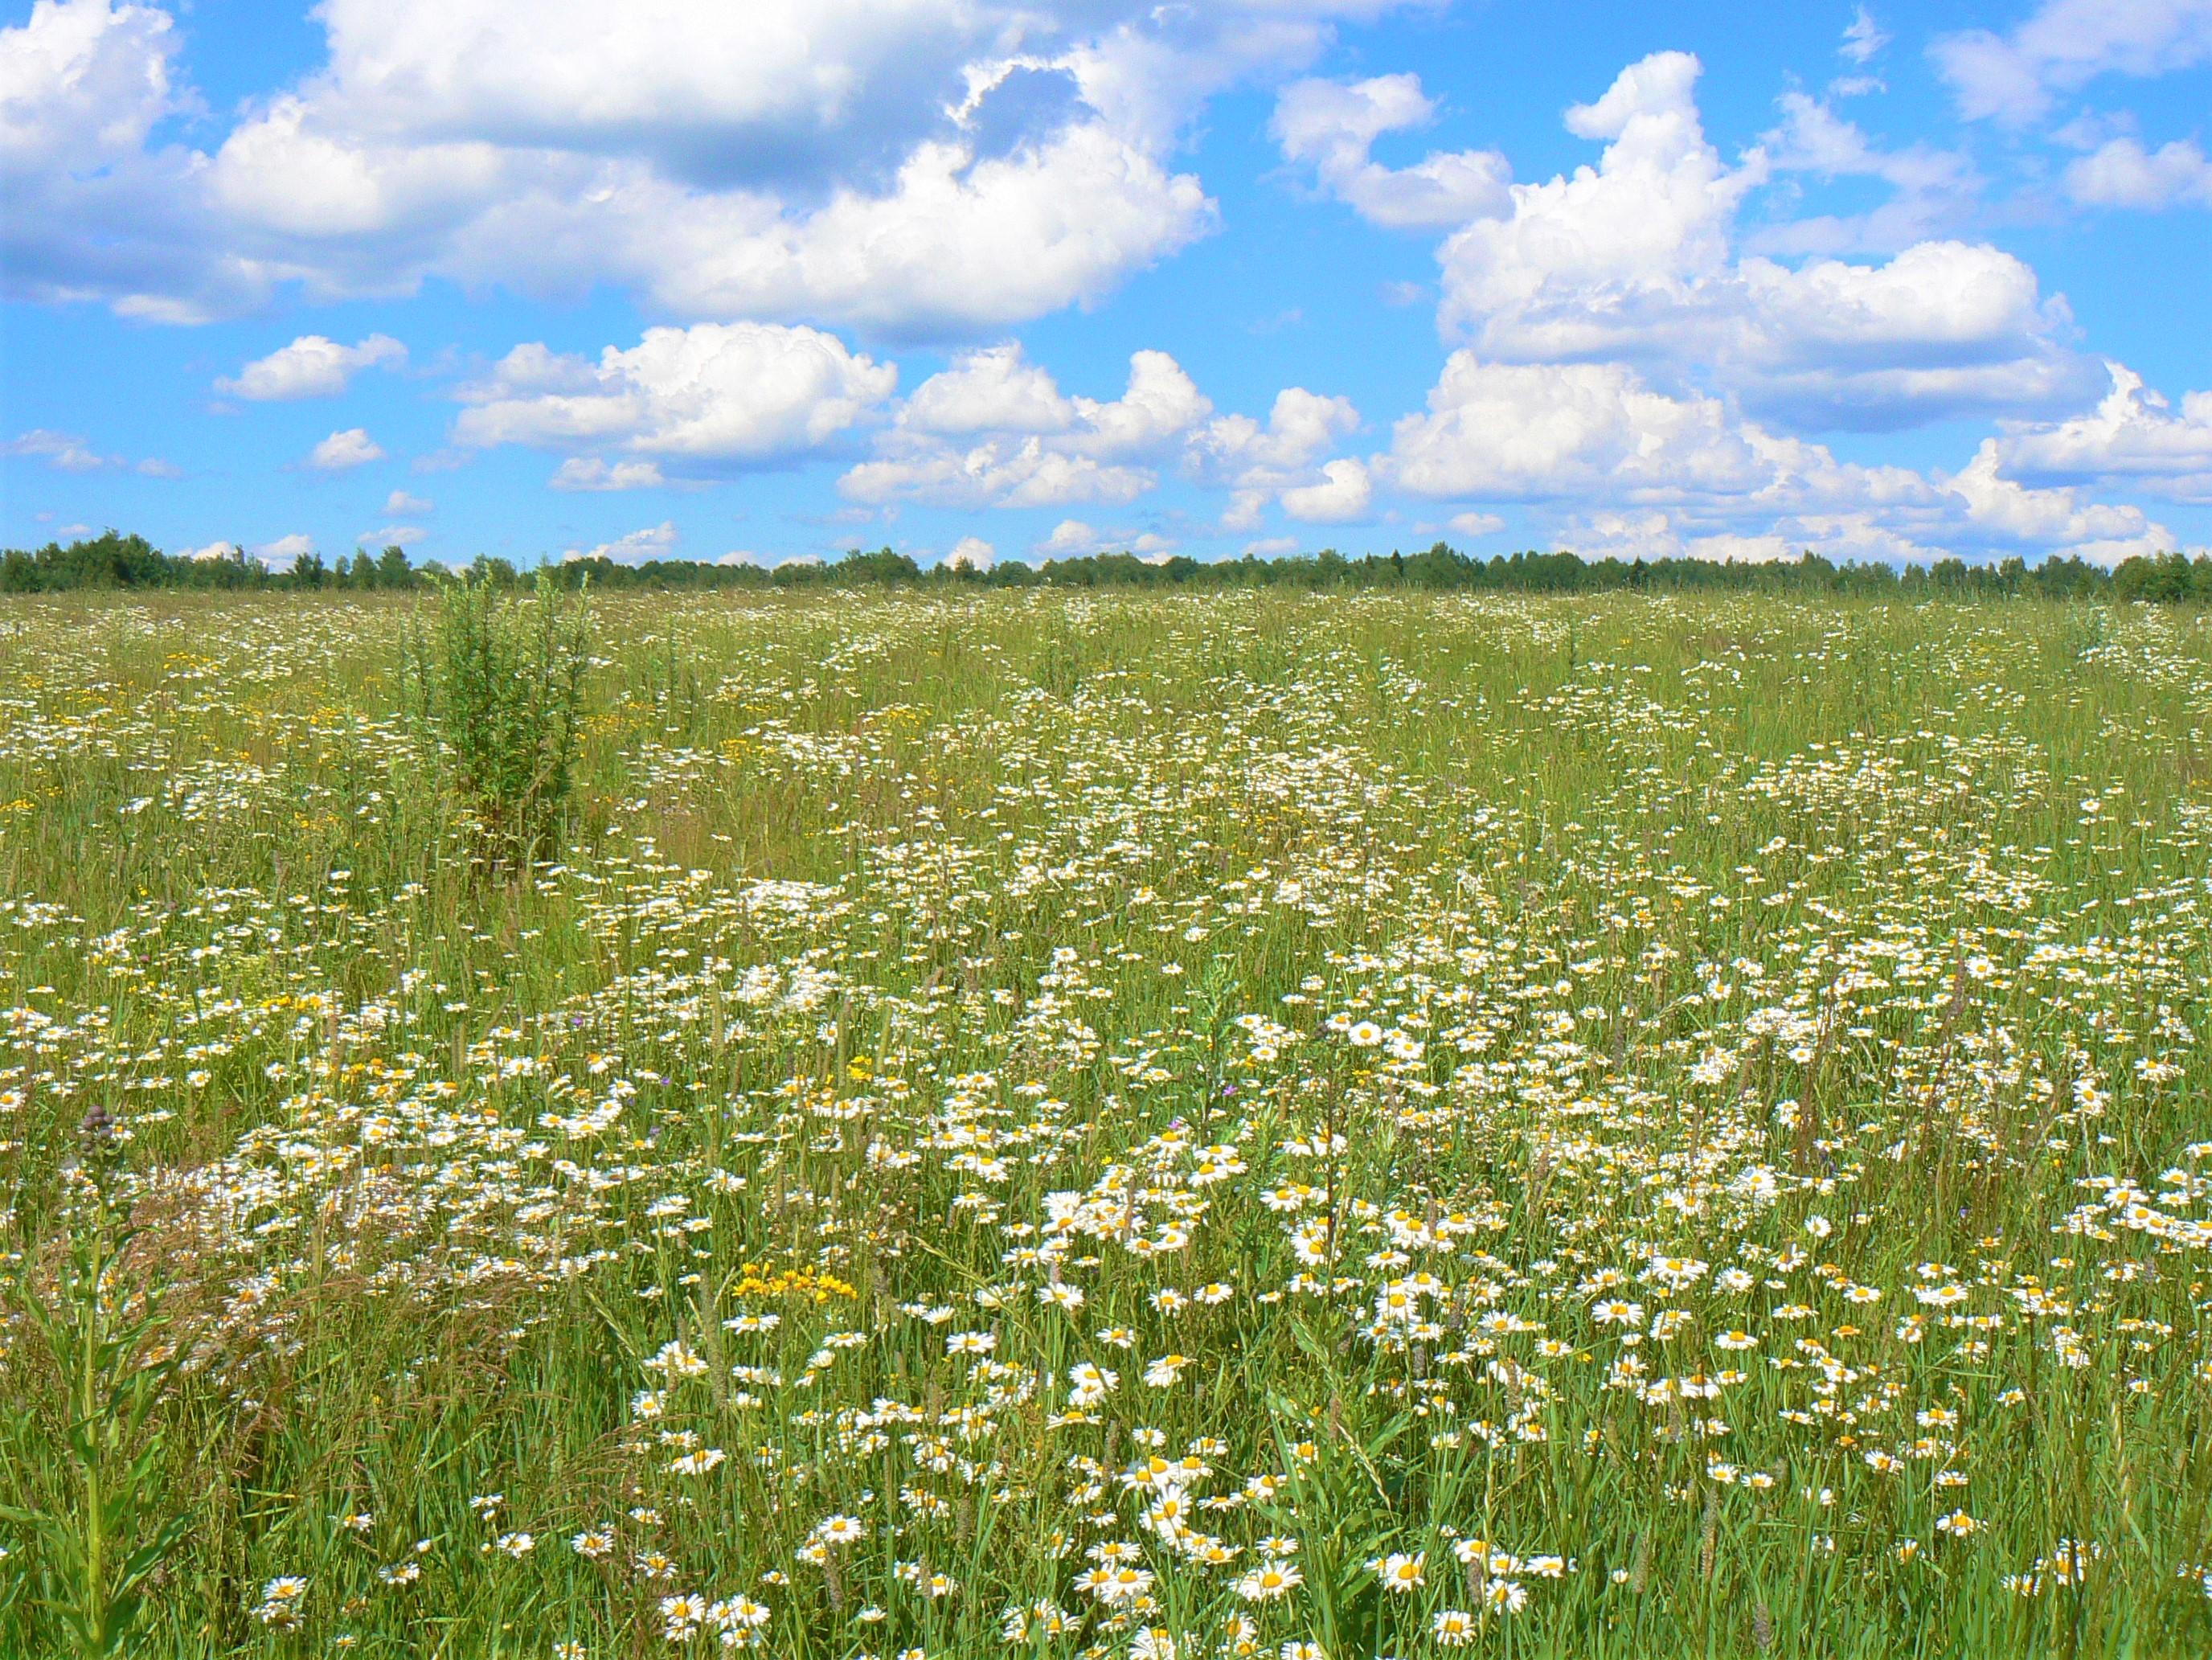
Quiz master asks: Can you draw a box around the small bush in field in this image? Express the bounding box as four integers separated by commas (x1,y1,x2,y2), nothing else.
406,570,591,868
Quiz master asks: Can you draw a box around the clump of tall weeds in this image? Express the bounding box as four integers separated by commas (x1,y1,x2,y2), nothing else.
0,1107,191,1658
405,569,592,871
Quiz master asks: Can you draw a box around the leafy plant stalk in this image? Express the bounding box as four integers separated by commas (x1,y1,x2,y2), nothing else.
405,568,592,870
1,1107,191,1658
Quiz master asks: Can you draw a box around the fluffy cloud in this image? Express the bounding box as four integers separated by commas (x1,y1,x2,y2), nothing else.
210,96,509,246
1728,244,2090,429
1272,73,1509,228
842,438,1151,509
1187,386,1363,528
6,428,112,471
1433,52,2089,431
308,427,384,469
1943,441,2169,556
900,344,1076,437
1753,93,1978,255
565,521,678,563
2063,137,2212,208
1999,363,2212,500
1071,349,1212,459
1559,507,1972,566
0,0,250,320
1387,355,1784,502
851,342,1372,526
550,457,668,491
4,428,178,475
456,322,895,467
1036,519,1101,555
217,332,407,399
1191,387,1359,477
848,342,1372,525
1841,7,1890,66
1280,457,1373,522
288,0,984,171
1562,511,1797,564
252,531,315,568
401,125,1213,334
1383,350,2169,563
384,488,432,514
944,535,993,570
1,0,182,166
14,0,1440,330
844,346,1207,506
1931,0,2212,125
1436,53,1758,351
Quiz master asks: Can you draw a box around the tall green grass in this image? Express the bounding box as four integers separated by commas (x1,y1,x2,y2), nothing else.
0,588,2205,1658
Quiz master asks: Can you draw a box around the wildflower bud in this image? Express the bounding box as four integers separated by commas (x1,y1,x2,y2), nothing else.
77,1104,121,1170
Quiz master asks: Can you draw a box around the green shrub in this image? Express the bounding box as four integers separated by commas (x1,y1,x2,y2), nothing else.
405,569,592,869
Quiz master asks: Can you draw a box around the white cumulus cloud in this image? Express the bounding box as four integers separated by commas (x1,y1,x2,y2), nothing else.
1280,457,1373,522
550,457,668,491
1035,518,1101,555
1931,0,2212,125
5,428,112,470
1272,73,1510,228
0,0,247,320
253,531,316,568
17,0,1446,330
308,428,384,469
1433,51,2091,432
456,322,895,467
2063,137,2212,209
901,343,1077,437
1382,349,2169,564
1387,355,1783,501
846,346,1209,507
857,346,1371,525
218,333,407,399
1999,363,2212,500
1192,387,1360,476
842,437,1152,509
0,0,182,168
565,520,678,564
1943,440,2169,557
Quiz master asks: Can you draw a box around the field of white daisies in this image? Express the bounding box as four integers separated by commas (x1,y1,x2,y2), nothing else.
1,587,2209,1659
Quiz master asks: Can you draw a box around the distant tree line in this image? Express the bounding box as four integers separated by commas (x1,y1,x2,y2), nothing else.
6,530,2211,604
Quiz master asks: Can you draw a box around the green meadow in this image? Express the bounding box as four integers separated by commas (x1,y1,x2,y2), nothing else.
1,588,2208,1658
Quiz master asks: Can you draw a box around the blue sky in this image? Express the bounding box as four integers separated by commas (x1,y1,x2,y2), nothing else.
3,0,2209,571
